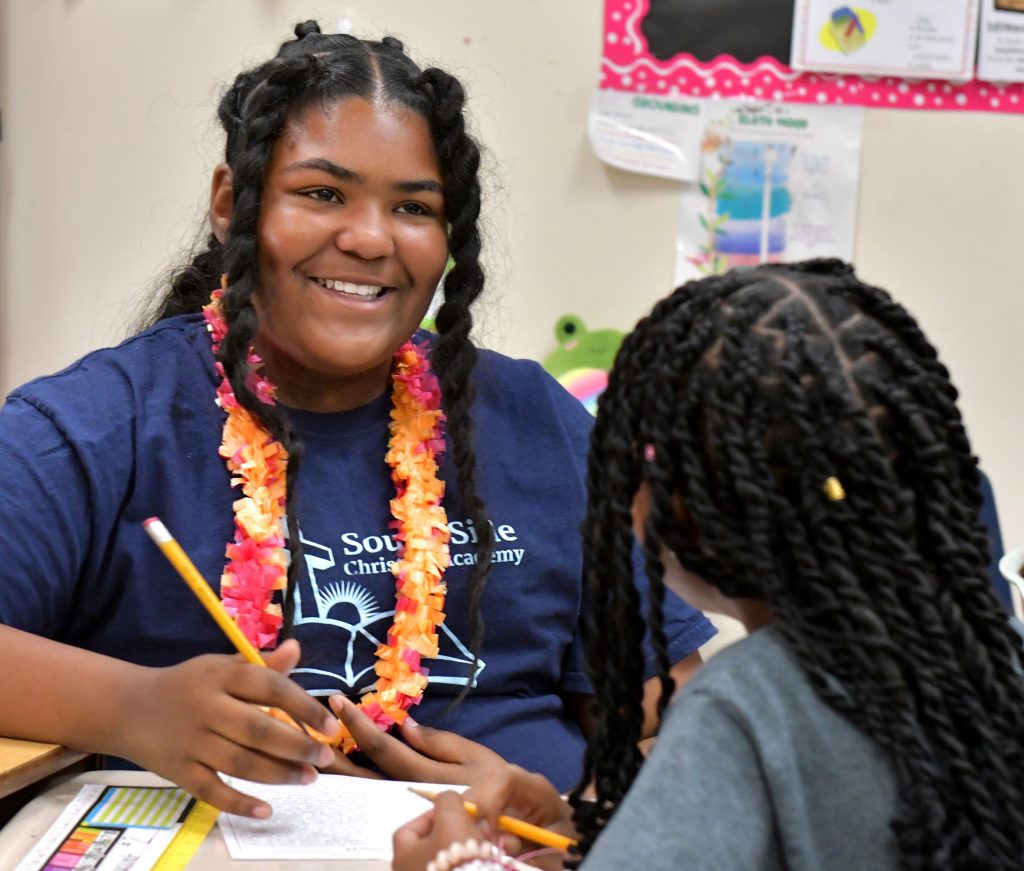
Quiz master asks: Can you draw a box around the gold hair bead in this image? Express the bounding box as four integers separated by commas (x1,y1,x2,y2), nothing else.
823,476,846,502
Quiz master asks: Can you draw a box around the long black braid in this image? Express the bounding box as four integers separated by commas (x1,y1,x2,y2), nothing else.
145,22,494,675
570,259,1024,868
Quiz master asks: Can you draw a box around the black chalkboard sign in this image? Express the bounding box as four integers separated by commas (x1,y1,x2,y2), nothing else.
640,0,796,64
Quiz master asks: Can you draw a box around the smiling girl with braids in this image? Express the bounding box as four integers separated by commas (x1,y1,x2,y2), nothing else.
395,259,1024,871
0,22,713,819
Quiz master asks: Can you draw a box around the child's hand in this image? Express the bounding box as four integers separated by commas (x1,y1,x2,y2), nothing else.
118,639,338,818
393,768,575,871
325,694,505,784
465,764,576,857
392,791,483,871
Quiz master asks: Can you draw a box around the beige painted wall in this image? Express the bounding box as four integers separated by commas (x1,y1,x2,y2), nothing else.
2,1,1022,553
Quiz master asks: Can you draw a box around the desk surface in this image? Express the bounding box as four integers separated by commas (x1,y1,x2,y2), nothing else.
0,771,390,870
0,739,90,801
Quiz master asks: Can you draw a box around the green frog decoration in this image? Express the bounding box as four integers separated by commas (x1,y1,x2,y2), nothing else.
542,315,624,415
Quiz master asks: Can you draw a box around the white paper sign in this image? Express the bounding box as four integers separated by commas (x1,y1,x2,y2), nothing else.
588,89,706,182
790,0,980,80
978,1,1024,82
675,101,863,287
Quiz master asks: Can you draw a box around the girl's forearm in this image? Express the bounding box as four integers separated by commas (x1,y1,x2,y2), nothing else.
0,623,148,756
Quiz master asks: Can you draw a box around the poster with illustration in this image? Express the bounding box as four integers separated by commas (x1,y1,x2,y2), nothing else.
674,101,863,285
790,0,980,80
978,0,1024,82
599,0,1024,114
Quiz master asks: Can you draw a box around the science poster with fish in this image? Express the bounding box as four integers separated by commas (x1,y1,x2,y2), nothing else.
672,101,862,286
597,0,1024,114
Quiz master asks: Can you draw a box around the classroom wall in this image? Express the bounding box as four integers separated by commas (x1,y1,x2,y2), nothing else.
2,0,1022,556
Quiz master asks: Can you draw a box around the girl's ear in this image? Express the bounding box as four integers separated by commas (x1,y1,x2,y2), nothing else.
209,163,234,244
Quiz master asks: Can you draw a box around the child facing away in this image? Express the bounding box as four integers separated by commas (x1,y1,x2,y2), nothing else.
387,259,1024,870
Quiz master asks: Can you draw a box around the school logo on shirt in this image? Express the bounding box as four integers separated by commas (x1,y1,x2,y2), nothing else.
288,521,526,697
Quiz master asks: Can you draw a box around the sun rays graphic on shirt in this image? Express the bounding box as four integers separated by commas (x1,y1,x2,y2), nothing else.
289,530,484,694
316,580,381,623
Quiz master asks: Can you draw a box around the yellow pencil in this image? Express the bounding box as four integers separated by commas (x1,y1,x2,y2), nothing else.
144,517,266,665
408,787,577,852
143,516,310,735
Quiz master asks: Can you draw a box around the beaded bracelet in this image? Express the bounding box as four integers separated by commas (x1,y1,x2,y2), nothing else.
426,838,520,871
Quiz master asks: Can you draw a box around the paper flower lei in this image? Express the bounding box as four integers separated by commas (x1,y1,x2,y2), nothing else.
202,284,450,752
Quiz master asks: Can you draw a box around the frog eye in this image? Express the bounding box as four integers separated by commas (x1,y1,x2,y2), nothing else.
555,314,586,347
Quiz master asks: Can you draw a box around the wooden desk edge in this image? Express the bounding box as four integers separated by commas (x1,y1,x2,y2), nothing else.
0,741,92,800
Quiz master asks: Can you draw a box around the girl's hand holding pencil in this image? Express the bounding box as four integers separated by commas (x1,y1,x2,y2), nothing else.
118,640,339,819
138,518,342,819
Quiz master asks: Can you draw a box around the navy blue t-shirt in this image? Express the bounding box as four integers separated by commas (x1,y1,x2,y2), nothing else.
0,316,714,791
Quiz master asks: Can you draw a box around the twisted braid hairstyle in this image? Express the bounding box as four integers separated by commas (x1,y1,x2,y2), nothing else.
570,259,1024,868
149,21,494,666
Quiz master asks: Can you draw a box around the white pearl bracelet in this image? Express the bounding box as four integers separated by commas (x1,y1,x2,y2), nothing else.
425,838,511,871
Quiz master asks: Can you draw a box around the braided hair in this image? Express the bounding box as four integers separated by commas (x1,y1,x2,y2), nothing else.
570,259,1024,868
148,21,494,671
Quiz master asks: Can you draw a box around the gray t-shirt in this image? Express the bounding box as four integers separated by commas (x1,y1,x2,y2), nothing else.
586,625,899,870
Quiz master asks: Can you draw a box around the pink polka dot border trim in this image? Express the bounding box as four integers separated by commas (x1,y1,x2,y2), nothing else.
602,0,1024,114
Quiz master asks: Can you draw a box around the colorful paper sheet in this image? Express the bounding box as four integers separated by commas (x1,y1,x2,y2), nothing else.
14,786,194,871
673,100,863,285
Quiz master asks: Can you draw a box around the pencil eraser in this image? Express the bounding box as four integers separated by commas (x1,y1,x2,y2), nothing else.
143,517,172,544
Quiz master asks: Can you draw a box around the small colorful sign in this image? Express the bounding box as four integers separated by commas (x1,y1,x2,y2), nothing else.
791,0,980,80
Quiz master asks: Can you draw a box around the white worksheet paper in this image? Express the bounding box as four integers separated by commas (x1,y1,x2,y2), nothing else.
219,775,464,860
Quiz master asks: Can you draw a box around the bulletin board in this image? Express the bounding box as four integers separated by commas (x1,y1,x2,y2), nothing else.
600,0,1024,113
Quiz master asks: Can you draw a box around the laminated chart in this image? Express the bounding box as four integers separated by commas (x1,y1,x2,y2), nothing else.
674,101,862,285
14,785,198,871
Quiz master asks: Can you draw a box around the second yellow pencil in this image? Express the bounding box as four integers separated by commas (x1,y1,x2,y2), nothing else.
409,786,577,852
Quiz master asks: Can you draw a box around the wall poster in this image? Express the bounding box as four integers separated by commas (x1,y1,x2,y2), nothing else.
673,101,863,285
790,0,980,81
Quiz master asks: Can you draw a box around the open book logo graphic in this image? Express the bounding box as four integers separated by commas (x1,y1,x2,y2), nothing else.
289,531,484,696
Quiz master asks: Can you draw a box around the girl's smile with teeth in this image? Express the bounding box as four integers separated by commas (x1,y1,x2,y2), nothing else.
222,97,448,412
313,277,388,298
